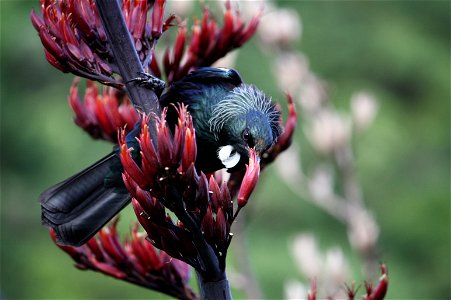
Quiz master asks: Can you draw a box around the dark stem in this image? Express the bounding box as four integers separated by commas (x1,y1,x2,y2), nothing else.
94,0,160,137
196,271,232,300
168,186,223,280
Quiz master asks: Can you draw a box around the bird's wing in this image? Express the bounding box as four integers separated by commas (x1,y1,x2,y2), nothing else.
160,67,243,107
40,152,131,246
159,68,243,129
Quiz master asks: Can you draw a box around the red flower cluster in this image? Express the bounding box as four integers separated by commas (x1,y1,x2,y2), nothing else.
152,2,261,83
307,265,388,300
68,78,138,142
31,0,171,87
31,0,261,86
118,106,262,273
51,219,197,300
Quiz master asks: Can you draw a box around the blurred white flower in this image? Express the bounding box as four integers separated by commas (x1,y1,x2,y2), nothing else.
348,210,379,253
292,233,322,278
291,233,351,298
308,164,334,200
166,0,194,17
273,52,308,94
232,0,268,20
306,110,351,155
351,91,378,132
258,7,302,47
324,247,349,284
284,279,308,300
275,143,303,187
298,74,327,115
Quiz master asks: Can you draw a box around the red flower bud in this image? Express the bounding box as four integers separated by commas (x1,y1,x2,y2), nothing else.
141,234,164,270
38,29,64,60
237,149,260,207
235,10,262,47
130,0,147,39
365,264,388,300
196,172,210,215
131,198,153,232
182,126,196,171
88,259,126,279
277,94,297,150
218,5,234,51
151,0,165,39
95,94,115,136
86,237,104,260
98,227,126,264
201,206,214,241
215,208,228,244
156,111,174,167
308,278,317,300
44,49,66,72
119,132,148,189
173,26,186,70
139,120,160,168
220,182,232,218
208,176,221,212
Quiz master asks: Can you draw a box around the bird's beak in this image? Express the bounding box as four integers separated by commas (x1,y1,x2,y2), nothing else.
249,147,261,164
253,140,266,160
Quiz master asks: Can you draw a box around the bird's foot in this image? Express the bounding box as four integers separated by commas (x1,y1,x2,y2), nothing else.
126,72,166,92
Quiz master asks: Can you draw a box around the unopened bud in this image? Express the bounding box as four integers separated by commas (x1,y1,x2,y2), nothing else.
237,149,260,207
284,280,308,300
119,142,148,190
273,53,307,94
277,94,298,151
258,7,302,47
182,127,196,171
351,91,378,132
292,233,322,277
307,110,351,155
347,210,379,253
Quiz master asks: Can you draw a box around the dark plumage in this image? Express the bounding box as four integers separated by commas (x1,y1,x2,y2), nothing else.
40,67,281,246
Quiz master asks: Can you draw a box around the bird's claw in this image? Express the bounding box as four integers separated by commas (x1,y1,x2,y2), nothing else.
126,72,166,92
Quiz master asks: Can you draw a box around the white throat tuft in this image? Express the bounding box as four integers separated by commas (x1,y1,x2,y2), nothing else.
217,145,241,169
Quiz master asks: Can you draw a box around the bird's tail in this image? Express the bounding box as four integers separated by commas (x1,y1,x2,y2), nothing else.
40,152,131,247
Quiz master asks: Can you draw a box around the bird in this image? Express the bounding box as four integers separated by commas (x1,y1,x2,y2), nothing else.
40,67,282,246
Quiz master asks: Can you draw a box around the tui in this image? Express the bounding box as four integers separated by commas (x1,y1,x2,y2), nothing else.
40,67,282,246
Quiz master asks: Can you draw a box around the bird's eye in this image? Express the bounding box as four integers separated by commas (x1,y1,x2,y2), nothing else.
242,128,254,147
242,128,250,140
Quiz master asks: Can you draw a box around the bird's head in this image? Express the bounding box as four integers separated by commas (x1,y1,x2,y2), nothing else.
210,84,282,171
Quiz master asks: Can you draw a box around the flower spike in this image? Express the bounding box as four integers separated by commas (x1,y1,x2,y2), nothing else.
50,220,197,300
31,0,172,86
68,78,138,142
155,1,262,83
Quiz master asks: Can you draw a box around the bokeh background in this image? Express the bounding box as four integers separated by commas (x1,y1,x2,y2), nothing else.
1,1,449,299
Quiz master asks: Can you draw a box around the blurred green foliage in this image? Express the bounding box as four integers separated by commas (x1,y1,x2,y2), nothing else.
1,1,449,299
